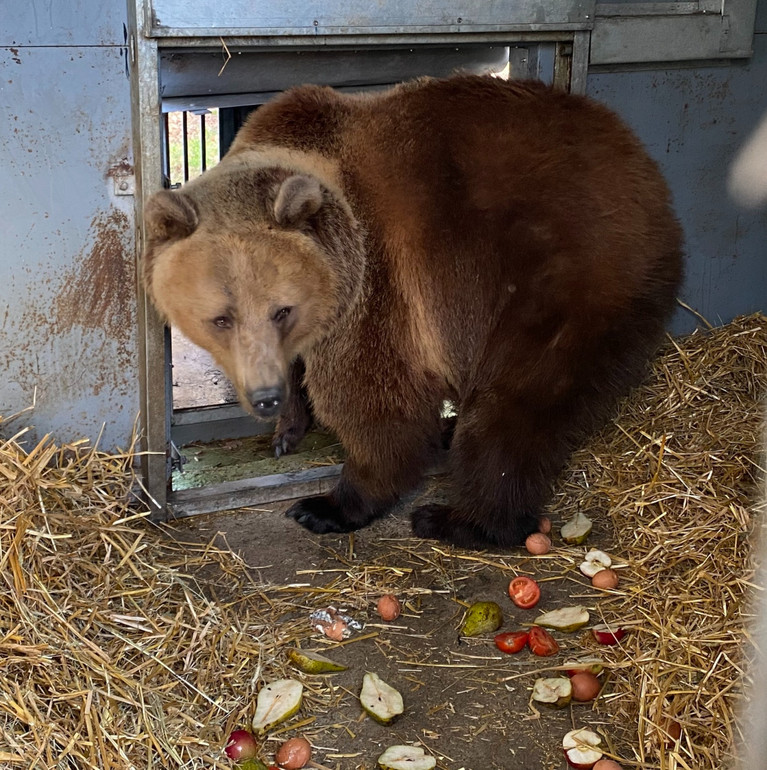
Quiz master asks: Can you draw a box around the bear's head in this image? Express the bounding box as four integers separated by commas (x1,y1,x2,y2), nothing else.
142,162,365,419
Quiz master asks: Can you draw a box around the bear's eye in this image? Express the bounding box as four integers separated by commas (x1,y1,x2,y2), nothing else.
272,306,292,323
212,315,233,329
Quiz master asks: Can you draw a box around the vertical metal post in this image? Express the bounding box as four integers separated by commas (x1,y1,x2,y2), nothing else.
162,112,171,182
552,32,591,95
200,113,207,172
126,0,170,518
569,31,591,95
181,110,189,181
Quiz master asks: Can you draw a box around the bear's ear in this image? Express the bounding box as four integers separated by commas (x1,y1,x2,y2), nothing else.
273,174,324,228
144,190,199,244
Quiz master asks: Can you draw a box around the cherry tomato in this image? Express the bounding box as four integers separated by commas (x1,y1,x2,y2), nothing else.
528,626,559,657
508,576,541,609
494,631,529,654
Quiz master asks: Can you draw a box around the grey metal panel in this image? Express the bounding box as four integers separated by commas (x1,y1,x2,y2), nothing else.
586,29,767,335
591,0,758,63
148,0,597,36
1,0,127,46
758,0,767,30
159,45,511,101
0,45,139,450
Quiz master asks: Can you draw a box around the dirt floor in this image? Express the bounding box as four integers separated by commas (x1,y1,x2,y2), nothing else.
173,480,628,770
171,328,237,409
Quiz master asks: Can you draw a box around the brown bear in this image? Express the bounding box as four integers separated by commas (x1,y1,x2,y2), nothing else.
143,74,684,549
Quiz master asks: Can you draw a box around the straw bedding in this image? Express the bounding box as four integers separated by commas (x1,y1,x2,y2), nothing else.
1,312,765,769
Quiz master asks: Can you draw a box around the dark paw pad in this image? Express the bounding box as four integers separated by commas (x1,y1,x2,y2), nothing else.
286,496,355,534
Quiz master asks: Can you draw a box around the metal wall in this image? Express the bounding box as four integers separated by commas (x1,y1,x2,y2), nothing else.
587,0,767,335
1,0,766,455
0,2,139,449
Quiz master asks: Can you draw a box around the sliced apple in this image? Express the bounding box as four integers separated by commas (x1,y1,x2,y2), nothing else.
560,512,593,544
563,728,603,769
360,672,404,724
591,623,627,645
534,605,590,632
532,677,573,708
377,745,436,770
580,549,612,578
251,679,303,735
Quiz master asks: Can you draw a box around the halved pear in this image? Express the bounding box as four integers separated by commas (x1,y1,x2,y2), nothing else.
360,672,404,724
287,648,348,674
534,605,590,632
251,679,303,735
377,745,437,770
560,512,593,545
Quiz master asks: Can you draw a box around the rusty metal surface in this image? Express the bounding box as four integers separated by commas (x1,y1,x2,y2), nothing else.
587,26,767,335
0,45,139,450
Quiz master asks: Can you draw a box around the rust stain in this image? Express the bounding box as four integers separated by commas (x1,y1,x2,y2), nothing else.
106,156,133,179
52,208,136,395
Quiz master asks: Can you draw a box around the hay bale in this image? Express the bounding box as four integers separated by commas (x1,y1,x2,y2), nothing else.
549,313,767,769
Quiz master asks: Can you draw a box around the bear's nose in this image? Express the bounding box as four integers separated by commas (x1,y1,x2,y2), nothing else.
248,386,283,418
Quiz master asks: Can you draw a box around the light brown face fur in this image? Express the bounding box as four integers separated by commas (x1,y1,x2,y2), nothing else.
153,226,337,409
142,167,355,416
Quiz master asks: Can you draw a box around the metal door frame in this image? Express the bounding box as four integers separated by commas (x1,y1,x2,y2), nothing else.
127,1,591,519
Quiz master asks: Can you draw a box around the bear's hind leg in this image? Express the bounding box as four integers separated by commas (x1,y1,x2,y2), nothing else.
412,393,574,549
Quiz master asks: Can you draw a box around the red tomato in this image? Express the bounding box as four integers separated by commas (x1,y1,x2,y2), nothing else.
508,576,541,609
528,626,559,657
494,631,529,654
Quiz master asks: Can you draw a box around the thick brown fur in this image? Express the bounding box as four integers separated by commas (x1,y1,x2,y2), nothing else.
143,74,684,549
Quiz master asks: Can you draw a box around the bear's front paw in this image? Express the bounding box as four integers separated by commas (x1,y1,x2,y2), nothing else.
286,495,357,534
272,423,306,458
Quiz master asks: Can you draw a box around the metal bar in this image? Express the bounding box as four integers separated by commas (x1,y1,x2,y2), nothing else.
200,112,207,171
155,31,581,49
149,24,593,39
162,112,170,181
127,0,171,519
552,41,573,91
181,110,189,181
569,30,591,95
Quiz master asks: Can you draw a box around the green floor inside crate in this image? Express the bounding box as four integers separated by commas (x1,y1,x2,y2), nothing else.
172,429,344,490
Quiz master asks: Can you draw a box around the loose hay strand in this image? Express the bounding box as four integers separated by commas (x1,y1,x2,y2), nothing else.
0,422,296,769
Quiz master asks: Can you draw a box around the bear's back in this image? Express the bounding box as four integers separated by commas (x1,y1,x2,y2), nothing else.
229,75,682,392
